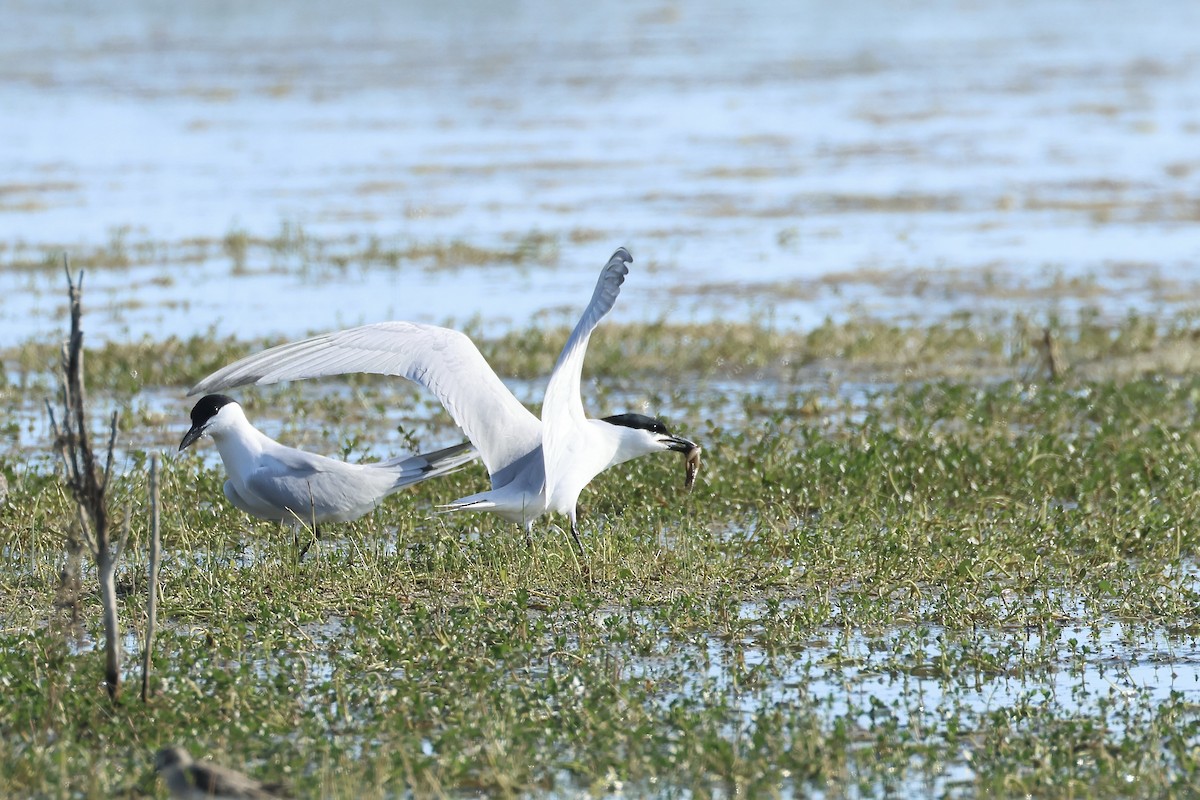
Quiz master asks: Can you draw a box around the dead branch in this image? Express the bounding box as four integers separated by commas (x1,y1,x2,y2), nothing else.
50,259,125,702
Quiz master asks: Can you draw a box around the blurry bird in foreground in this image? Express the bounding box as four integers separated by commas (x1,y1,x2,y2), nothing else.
154,746,289,799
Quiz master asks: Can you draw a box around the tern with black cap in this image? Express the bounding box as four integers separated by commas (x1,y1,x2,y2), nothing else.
191,247,701,556
179,394,477,530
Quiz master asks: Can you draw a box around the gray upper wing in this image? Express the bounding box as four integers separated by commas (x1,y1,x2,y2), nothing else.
191,322,540,477
541,248,631,499
543,248,630,428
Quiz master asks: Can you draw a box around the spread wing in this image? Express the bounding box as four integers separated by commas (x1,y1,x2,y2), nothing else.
541,248,631,499
190,322,540,478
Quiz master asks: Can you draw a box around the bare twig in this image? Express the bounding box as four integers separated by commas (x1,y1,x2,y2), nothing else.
50,259,124,702
101,411,118,494
116,496,132,563
1040,327,1065,383
143,454,162,703
47,399,94,559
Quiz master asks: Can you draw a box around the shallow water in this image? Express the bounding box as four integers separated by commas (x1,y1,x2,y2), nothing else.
3,0,1200,344
211,585,1200,795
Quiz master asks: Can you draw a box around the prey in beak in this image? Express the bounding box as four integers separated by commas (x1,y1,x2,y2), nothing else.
661,434,702,491
603,413,702,490
684,444,702,490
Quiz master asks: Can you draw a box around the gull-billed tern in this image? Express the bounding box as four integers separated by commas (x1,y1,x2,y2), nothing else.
179,394,477,528
190,247,701,555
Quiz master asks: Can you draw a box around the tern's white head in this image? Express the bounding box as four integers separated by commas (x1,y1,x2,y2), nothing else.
179,394,247,450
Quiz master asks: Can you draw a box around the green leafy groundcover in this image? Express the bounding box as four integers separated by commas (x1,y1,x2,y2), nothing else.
3,314,1200,797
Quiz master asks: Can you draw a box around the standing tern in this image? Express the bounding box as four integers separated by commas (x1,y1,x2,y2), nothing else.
190,247,701,555
179,394,477,529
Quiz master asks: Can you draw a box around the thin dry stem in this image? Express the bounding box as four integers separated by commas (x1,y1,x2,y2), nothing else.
51,259,124,702
142,453,162,703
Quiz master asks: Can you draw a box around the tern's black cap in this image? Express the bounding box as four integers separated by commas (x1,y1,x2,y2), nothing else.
602,413,670,434
180,394,237,451
190,394,236,427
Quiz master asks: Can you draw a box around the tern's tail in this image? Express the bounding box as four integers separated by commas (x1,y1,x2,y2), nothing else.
384,442,479,491
436,497,497,513
435,484,544,527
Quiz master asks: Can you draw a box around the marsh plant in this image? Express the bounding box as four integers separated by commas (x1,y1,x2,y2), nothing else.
45,266,133,702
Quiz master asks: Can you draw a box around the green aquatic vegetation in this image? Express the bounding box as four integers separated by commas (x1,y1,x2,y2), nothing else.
6,306,1200,397
5,313,1200,796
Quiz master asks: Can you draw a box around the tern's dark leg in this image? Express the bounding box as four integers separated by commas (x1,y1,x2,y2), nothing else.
568,514,586,560
298,525,321,561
